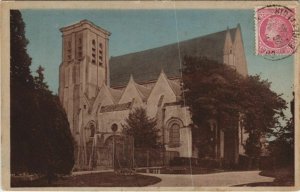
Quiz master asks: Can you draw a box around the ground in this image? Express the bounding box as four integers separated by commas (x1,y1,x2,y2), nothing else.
235,166,295,186
142,170,274,187
11,172,161,187
11,170,278,187
136,166,224,174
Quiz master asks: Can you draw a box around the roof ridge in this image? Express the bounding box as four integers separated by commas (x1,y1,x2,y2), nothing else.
98,83,116,104
111,27,237,58
134,82,152,98
166,77,181,96
108,87,123,103
118,76,147,103
156,71,181,97
109,26,243,87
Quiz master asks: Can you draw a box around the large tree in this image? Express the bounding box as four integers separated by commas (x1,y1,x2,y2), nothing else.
10,10,74,176
10,10,35,173
122,107,160,148
268,93,294,168
30,66,75,175
182,56,287,158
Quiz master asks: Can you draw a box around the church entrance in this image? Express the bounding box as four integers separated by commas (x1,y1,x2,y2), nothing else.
80,133,134,171
104,135,134,170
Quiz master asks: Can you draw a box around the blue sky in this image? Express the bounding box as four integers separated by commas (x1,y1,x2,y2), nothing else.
21,9,294,117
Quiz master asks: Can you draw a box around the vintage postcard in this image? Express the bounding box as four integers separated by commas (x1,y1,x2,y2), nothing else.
1,1,299,191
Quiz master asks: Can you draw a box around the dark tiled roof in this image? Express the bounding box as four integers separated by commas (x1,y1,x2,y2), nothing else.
100,102,132,113
109,28,237,87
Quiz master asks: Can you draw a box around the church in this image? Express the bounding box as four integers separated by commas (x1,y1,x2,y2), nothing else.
58,20,248,170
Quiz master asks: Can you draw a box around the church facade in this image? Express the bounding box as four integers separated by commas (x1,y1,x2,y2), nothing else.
58,20,248,170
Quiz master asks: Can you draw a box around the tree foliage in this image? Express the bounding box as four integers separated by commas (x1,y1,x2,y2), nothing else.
268,118,294,167
10,10,33,89
10,10,74,175
10,10,35,173
122,107,160,148
268,95,294,168
182,56,287,158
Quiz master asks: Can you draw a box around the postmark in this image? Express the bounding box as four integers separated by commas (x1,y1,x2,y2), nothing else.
256,5,297,56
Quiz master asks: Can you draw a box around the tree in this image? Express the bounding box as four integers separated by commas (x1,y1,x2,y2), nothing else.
34,66,49,91
122,107,160,148
10,10,35,173
239,75,287,157
10,10,33,89
268,118,294,167
268,93,294,168
182,56,243,158
30,67,74,176
10,10,74,177
182,56,287,159
182,56,242,127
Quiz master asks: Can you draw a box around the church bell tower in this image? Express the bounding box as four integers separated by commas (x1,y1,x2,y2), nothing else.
58,20,111,134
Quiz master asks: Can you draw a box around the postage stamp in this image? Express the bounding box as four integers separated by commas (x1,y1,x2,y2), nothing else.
256,6,297,55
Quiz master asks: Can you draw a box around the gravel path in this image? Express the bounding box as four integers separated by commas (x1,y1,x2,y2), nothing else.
142,170,275,187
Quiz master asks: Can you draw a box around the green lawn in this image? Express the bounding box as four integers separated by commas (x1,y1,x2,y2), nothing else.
11,172,161,187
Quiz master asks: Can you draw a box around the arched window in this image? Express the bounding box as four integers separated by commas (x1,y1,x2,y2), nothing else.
169,123,180,147
157,95,164,107
90,124,95,137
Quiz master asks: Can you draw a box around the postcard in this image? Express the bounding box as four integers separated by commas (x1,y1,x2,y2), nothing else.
1,1,299,191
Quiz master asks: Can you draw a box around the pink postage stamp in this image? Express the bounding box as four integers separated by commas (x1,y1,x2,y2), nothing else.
256,6,296,55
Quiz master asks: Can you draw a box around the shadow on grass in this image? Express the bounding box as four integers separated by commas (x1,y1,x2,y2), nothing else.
233,166,294,187
11,172,161,187
136,166,224,175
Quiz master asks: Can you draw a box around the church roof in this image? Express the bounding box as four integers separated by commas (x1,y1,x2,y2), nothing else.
100,102,132,113
167,79,181,97
134,82,152,101
108,87,123,103
109,27,237,87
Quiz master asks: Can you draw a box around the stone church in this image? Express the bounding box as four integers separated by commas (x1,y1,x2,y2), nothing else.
58,20,248,170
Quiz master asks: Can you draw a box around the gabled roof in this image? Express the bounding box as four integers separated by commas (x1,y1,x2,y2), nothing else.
147,71,178,104
108,87,123,103
118,75,152,103
167,78,181,97
110,28,237,87
135,82,152,101
91,83,115,111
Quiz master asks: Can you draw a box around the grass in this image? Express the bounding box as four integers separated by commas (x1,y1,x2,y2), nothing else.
136,166,224,175
11,172,161,187
259,166,294,186
234,166,294,186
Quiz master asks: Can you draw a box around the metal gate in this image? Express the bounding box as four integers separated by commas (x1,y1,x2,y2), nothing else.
75,133,134,171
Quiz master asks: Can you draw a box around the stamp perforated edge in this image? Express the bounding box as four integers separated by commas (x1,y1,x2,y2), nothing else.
255,5,298,57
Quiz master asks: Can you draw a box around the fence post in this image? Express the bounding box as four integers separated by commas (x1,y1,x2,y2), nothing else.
132,136,135,169
147,150,149,167
113,135,115,170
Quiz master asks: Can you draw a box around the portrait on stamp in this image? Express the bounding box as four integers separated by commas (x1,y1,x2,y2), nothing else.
256,6,297,55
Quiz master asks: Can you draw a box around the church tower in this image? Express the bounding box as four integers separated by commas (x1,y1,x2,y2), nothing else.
58,20,111,134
